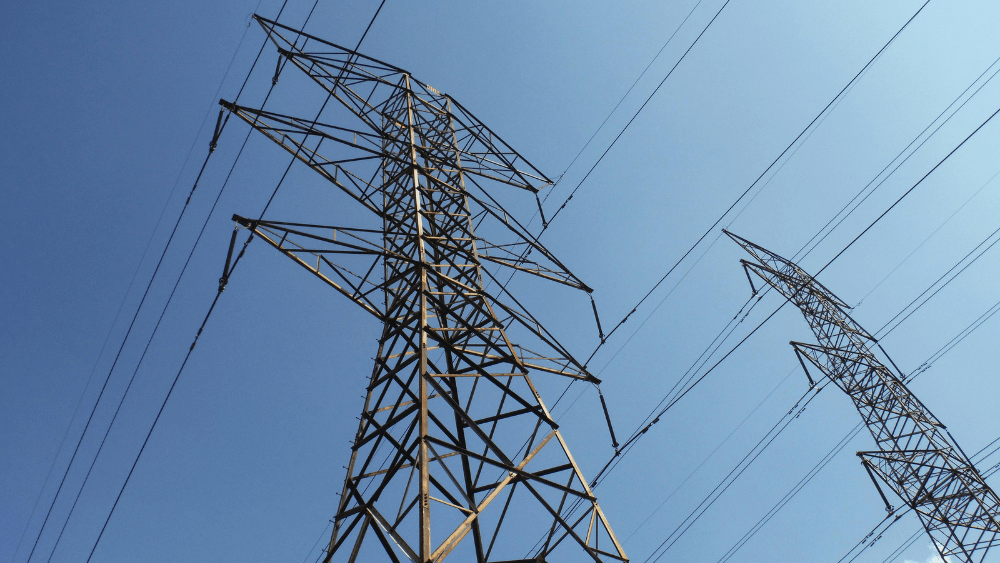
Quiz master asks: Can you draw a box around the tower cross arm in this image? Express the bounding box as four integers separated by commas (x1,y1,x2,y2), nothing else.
233,215,392,321
255,13,554,194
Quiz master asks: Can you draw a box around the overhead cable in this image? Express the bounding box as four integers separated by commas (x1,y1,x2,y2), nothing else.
540,0,706,210
583,0,932,354
546,0,936,439
77,3,386,561
876,223,1000,337
559,105,1000,561
794,51,1000,263
32,9,310,559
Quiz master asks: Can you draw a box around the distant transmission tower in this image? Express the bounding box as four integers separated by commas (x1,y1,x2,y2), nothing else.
726,230,1000,562
222,16,627,563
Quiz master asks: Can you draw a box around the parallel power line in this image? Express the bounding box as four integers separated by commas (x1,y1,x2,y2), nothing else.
75,4,385,562
715,248,1000,562
633,54,1000,553
583,0,932,350
6,12,269,563
636,279,1000,563
555,99,1000,563
27,2,999,563
526,0,937,462
614,99,1000,487
543,0,936,439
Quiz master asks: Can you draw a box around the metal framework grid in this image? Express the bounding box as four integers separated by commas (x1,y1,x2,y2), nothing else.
223,16,627,563
727,230,1000,562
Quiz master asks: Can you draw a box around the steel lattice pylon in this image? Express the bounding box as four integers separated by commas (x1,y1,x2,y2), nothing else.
222,16,627,563
726,230,1000,562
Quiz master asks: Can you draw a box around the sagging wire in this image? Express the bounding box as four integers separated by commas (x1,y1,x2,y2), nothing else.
73,0,367,558
542,0,939,459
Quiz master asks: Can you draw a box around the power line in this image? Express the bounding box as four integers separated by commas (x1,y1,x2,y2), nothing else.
22,116,226,563
485,0,720,353
726,53,879,231
718,423,869,563
616,53,1000,437
27,16,305,562
620,365,797,545
510,0,742,455
877,223,1000,337
630,97,999,456
78,4,386,560
584,0,932,354
11,13,280,561
644,280,1000,562
638,215,1000,559
83,278,227,563
528,2,980,560
544,0,734,230
25,1,304,559
492,0,733,333
514,5,935,474
793,51,1000,263
540,0,706,210
642,386,825,562
836,427,1000,563
544,0,936,440
586,48,1000,420
485,0,712,319
917,296,1000,372
857,166,1000,307
80,78,280,563
834,511,902,563
578,52,1000,477
816,103,1000,275
532,115,993,554
15,5,288,563
42,114,267,562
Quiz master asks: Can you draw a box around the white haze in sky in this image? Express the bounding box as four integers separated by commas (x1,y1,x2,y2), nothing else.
903,543,951,563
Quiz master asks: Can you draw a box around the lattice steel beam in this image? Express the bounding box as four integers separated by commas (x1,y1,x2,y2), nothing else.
727,230,1000,562
221,15,626,563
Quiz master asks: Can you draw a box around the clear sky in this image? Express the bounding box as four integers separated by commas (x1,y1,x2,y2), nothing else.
4,1,1000,562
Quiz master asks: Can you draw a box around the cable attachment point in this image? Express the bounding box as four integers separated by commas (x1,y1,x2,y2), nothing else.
231,213,257,230
209,108,225,153
741,261,759,295
589,294,605,343
792,342,817,388
859,453,895,514
272,49,287,85
597,385,619,450
535,192,548,229
219,225,240,293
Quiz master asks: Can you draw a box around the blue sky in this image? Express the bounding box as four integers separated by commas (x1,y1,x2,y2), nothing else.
4,1,1000,562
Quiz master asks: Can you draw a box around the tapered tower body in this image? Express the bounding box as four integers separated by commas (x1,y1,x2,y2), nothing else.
224,16,627,563
727,230,1000,563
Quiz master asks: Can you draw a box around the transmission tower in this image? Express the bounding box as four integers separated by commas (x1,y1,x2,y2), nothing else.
726,230,1000,562
220,16,627,563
